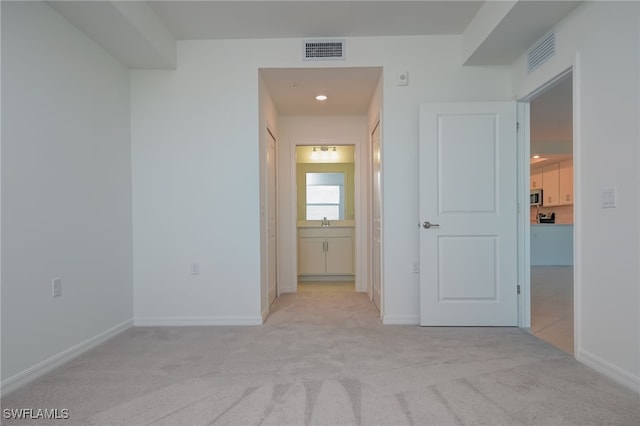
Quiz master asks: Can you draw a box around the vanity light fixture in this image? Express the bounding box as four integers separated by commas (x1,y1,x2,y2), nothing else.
315,95,328,101
310,146,338,161
321,146,329,160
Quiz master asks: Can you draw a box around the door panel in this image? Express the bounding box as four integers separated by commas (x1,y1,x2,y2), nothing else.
419,102,517,326
298,237,325,275
267,131,277,305
371,122,382,311
325,237,353,274
438,236,497,300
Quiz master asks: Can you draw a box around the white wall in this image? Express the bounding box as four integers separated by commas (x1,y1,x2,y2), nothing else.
277,115,368,294
1,1,133,389
131,41,264,325
130,35,512,325
512,1,640,391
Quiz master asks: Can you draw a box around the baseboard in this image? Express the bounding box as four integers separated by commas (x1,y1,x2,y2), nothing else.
383,315,420,325
133,316,263,326
1,319,132,397
298,275,355,282
577,348,640,394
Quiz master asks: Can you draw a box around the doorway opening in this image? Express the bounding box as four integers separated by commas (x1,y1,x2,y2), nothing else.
526,71,575,354
259,66,383,318
296,145,356,288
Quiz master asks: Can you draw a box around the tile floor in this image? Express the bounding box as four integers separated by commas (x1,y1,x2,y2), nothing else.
530,266,574,354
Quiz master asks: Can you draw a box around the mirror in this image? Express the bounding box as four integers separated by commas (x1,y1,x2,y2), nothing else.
296,146,355,221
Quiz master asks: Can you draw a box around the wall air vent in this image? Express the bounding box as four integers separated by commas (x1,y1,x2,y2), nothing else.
527,31,556,74
303,39,345,61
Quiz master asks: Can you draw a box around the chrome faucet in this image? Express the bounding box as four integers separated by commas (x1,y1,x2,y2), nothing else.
321,217,330,227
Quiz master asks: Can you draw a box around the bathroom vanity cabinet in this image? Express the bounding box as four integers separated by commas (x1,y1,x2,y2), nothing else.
298,225,354,276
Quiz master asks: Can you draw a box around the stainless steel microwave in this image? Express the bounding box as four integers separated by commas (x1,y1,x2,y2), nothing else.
530,189,543,206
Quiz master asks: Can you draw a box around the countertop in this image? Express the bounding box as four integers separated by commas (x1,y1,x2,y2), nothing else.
297,220,355,228
530,223,573,226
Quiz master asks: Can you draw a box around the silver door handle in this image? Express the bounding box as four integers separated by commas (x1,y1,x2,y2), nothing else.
423,221,440,229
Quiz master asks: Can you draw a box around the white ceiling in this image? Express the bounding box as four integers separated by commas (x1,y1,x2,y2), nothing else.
530,74,573,165
48,1,579,121
260,67,382,115
148,1,484,40
531,75,572,144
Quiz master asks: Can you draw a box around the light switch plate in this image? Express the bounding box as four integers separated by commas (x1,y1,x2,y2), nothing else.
601,187,617,208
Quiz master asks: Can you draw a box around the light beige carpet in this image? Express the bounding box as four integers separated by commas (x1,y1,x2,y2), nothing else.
2,282,639,425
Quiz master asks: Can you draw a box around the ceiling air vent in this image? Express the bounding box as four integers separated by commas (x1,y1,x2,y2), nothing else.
527,32,555,74
303,39,345,61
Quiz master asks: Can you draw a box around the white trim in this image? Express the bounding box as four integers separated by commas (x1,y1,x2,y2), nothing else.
516,102,531,328
370,117,384,318
133,316,263,326
298,275,355,282
354,140,368,293
290,139,364,295
577,348,640,394
383,315,419,325
1,319,132,397
572,55,582,358
516,65,575,337
289,140,299,293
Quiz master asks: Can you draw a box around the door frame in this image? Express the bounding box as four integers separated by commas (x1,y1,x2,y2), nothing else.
266,127,278,304
370,119,383,316
516,65,578,356
288,140,370,295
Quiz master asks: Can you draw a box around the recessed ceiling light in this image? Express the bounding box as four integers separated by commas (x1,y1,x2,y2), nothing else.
315,95,327,101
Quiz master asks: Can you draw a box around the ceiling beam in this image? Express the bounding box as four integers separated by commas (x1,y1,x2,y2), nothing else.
462,0,581,66
48,1,176,69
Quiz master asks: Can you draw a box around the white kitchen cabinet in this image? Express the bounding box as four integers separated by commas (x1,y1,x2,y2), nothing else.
559,160,573,205
542,164,560,206
298,227,354,276
530,167,543,190
535,161,573,207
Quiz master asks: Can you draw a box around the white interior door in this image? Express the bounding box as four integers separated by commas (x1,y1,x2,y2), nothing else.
371,122,382,312
267,130,277,305
419,102,517,326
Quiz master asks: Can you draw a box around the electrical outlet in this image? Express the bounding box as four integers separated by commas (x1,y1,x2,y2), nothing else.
191,263,200,276
52,278,62,298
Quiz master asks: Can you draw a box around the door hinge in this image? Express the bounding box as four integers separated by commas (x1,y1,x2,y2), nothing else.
517,284,521,295
516,122,520,132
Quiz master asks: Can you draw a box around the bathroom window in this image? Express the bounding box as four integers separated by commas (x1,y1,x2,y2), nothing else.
306,173,344,220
